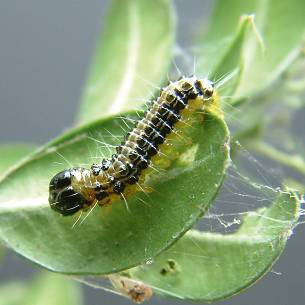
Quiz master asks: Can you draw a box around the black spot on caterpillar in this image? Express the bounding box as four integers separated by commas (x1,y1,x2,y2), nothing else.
49,77,218,216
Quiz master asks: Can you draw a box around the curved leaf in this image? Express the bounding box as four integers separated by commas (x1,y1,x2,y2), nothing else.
0,144,36,260
78,0,175,124
198,0,305,98
0,144,35,175
0,111,229,274
210,15,253,100
210,15,250,79
195,14,255,111
128,192,300,301
197,15,251,84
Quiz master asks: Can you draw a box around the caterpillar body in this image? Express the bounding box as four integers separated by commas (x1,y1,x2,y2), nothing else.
49,76,218,216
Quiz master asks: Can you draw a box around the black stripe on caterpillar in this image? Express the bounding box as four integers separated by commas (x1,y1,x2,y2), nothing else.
49,76,216,216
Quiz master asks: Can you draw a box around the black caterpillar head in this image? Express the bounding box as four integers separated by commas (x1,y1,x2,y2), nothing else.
49,168,92,216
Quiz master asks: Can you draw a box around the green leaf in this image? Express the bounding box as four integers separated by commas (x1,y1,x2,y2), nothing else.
0,144,35,175
0,110,229,275
128,192,300,301
196,15,253,80
195,9,253,80
195,14,254,106
210,15,250,80
209,15,253,100
0,144,36,263
77,0,175,124
199,0,305,98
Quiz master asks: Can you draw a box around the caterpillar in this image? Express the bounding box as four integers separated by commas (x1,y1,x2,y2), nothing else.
49,76,218,216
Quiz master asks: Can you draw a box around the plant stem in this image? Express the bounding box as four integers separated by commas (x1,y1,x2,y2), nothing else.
249,141,305,179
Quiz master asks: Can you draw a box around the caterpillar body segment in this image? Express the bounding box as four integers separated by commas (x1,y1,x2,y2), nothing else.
49,77,217,216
